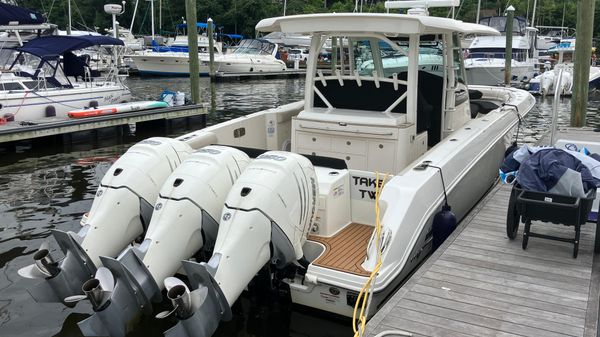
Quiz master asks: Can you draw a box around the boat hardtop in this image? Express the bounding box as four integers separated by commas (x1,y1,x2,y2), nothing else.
257,12,500,36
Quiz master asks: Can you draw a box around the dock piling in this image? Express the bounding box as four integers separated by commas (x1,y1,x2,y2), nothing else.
185,0,200,104
504,6,515,87
571,0,595,127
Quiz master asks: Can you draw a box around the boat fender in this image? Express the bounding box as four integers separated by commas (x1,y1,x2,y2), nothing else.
4,113,14,122
45,105,56,117
432,204,457,250
89,100,99,108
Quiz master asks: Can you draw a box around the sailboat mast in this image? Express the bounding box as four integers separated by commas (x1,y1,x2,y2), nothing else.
150,0,155,40
129,0,139,33
159,0,162,35
67,0,72,35
531,0,538,26
475,0,481,23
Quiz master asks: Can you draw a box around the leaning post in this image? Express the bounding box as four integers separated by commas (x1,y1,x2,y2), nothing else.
504,6,515,87
571,0,595,127
185,0,200,104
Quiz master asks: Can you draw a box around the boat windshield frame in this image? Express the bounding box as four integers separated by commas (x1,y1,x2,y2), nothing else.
305,32,442,125
478,16,527,36
232,39,276,56
7,51,73,88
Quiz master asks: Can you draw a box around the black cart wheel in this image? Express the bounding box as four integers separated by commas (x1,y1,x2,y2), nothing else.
522,220,530,250
506,188,520,239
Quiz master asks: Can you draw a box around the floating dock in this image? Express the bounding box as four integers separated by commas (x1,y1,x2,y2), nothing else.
214,69,306,81
0,104,206,145
365,128,600,337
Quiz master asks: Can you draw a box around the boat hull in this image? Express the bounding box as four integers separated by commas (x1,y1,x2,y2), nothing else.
288,86,534,318
465,59,536,86
128,53,210,76
0,85,132,121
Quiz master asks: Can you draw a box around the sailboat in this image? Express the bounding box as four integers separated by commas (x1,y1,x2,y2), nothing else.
18,2,536,337
0,35,131,121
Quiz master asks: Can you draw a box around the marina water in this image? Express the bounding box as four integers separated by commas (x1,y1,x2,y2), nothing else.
0,77,598,337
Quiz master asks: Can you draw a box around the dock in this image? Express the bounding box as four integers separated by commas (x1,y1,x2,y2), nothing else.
0,104,206,145
365,181,600,337
214,69,306,81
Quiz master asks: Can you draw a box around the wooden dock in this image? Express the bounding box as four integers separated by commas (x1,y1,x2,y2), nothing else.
214,69,306,81
0,104,206,145
365,182,600,337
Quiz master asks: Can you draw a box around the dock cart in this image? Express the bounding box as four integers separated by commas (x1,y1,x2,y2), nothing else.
506,184,598,258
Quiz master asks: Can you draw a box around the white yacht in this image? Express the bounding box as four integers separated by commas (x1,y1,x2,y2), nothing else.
465,15,540,86
211,38,287,73
528,38,600,96
127,22,223,76
0,35,131,121
18,7,536,337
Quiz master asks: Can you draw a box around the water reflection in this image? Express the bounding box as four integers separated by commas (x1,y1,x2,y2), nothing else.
0,77,598,337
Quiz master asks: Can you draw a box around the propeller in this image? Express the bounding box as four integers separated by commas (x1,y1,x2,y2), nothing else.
62,267,115,310
18,241,60,279
156,277,193,319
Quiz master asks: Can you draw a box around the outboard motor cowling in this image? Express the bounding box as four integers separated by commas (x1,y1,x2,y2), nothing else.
18,137,193,306
164,151,318,337
215,151,317,304
76,146,250,337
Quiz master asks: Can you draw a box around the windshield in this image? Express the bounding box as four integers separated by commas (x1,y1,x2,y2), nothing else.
233,39,275,55
479,16,527,35
358,41,443,77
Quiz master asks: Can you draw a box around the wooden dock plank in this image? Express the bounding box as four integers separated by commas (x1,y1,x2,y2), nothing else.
365,181,600,337
403,290,584,335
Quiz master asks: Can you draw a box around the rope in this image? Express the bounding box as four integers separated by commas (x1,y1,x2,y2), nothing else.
29,90,85,109
352,172,398,337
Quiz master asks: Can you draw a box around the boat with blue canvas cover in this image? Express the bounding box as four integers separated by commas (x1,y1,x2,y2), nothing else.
0,35,131,121
0,2,57,50
127,22,223,76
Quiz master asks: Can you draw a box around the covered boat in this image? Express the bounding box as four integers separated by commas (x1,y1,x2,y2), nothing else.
0,35,131,121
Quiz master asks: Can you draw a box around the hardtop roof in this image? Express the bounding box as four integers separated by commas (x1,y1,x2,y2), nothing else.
256,13,499,36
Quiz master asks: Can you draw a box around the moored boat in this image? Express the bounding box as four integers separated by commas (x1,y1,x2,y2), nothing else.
0,35,131,121
464,15,540,86
17,6,536,337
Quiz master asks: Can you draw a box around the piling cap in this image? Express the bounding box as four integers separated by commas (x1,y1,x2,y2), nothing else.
506,5,515,12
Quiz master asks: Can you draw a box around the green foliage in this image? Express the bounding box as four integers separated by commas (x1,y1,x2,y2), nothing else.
14,0,600,38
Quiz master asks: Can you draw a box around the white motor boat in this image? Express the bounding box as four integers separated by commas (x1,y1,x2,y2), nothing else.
0,35,131,121
18,7,536,337
358,44,444,77
465,15,540,86
128,22,223,76
211,39,287,73
528,38,600,96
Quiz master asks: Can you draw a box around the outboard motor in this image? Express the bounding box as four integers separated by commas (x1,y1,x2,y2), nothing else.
73,146,250,337
162,151,318,337
17,137,193,306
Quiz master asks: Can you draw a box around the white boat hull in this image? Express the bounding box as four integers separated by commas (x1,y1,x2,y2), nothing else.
213,55,287,73
128,52,210,76
465,59,537,86
0,84,132,121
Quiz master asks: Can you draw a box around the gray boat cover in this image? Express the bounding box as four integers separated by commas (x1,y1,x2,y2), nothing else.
500,146,600,197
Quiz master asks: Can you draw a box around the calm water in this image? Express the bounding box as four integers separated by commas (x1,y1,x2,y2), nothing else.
0,77,598,337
